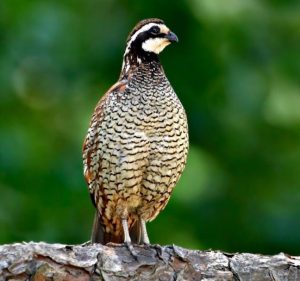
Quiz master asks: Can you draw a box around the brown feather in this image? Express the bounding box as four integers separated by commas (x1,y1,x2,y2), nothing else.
83,18,188,245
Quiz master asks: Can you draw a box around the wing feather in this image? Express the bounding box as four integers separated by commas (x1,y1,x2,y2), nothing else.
83,79,128,244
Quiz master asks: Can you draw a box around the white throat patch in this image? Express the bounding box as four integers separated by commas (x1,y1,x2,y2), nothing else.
142,38,171,54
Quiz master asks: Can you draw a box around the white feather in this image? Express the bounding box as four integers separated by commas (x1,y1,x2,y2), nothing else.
142,38,171,54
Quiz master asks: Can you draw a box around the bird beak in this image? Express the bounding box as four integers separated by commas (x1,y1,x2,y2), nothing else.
165,31,179,43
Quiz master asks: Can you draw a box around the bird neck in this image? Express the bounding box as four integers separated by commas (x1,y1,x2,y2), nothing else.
120,50,161,79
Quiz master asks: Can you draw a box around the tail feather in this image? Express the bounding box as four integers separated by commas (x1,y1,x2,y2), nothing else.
91,212,141,244
91,212,105,243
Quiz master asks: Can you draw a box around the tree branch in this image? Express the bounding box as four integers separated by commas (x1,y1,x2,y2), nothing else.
0,242,299,280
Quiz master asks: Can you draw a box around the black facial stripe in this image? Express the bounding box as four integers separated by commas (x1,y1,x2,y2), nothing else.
131,32,149,49
150,26,160,35
133,32,166,46
156,33,167,39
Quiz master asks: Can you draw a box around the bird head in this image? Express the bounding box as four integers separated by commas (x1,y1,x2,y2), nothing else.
125,18,178,56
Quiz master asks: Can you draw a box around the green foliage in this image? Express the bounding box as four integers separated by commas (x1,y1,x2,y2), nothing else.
1,0,300,254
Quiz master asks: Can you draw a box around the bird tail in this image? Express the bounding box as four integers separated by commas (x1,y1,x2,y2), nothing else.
91,212,106,243
91,212,141,244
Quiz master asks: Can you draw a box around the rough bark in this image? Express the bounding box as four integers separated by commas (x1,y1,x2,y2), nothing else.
0,242,299,281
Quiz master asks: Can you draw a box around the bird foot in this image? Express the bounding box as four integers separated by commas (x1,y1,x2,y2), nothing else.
124,242,139,261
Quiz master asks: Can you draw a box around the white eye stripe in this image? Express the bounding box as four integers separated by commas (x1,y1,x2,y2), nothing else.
130,23,159,42
125,23,167,55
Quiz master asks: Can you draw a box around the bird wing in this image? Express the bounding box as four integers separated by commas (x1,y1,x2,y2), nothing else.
82,79,128,188
83,79,144,244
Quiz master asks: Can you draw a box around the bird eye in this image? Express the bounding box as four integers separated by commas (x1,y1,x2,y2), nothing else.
150,26,160,35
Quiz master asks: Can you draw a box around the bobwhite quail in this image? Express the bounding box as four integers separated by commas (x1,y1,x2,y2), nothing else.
83,18,189,244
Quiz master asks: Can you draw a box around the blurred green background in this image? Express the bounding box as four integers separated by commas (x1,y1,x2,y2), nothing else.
1,0,300,255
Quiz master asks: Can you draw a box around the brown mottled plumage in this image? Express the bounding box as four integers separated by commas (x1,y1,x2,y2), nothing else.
83,18,189,244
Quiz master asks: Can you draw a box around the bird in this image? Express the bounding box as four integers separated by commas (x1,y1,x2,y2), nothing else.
82,18,189,245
